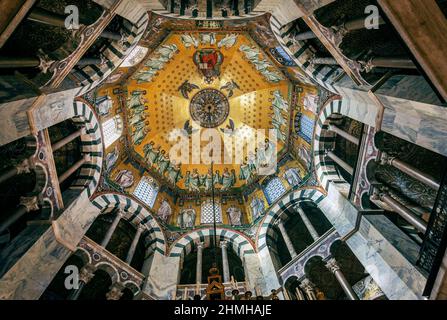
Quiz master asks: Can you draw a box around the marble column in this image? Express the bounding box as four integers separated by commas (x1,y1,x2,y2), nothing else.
299,278,317,300
100,211,122,248
326,150,354,175
106,283,125,300
68,265,95,300
52,128,84,152
196,242,204,284
294,17,386,41
372,188,427,233
125,225,144,264
381,152,439,190
325,258,359,300
274,219,297,258
0,196,39,233
295,206,319,241
295,287,305,300
0,159,33,184
27,7,122,41
220,241,230,283
58,153,91,184
328,124,360,145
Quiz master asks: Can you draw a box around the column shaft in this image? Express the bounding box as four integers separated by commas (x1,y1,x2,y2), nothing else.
383,154,440,190
101,212,122,248
296,206,319,241
125,227,144,264
58,153,90,184
27,8,122,41
276,219,297,258
328,124,360,145
378,192,427,233
67,281,86,300
196,243,204,284
52,129,84,152
0,196,39,233
221,241,230,283
0,167,19,184
294,17,385,41
370,57,416,69
326,151,354,175
326,258,359,300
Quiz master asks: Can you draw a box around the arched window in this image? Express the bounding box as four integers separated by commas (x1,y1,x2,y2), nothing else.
133,176,159,208
263,177,286,205
102,115,123,148
200,199,223,224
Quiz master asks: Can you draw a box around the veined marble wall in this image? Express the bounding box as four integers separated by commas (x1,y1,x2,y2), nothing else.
319,184,427,300
0,190,100,299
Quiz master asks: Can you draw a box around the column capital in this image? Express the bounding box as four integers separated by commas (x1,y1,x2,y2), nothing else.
220,240,228,249
273,218,283,227
300,278,316,291
106,283,125,300
20,196,39,212
196,242,204,250
79,265,96,284
16,159,34,174
325,258,341,274
136,224,145,233
379,152,395,166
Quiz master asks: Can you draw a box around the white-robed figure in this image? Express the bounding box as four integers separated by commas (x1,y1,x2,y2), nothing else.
158,198,172,223
177,206,196,229
114,169,134,189
226,206,242,226
283,167,302,187
96,95,113,116
250,196,265,221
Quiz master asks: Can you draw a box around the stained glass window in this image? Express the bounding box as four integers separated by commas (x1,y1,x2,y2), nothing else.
200,199,223,224
133,176,159,208
102,115,123,148
263,177,286,205
295,114,315,144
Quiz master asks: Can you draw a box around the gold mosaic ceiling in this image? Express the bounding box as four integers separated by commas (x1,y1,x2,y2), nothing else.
121,31,293,191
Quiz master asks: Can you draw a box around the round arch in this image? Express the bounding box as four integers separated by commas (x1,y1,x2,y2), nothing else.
256,187,326,252
90,193,167,255
168,227,256,260
312,98,348,192
70,100,104,197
